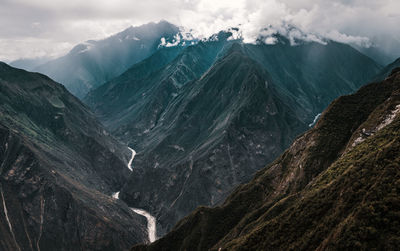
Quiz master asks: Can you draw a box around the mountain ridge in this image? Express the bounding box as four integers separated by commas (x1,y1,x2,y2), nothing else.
33,21,181,98
132,68,400,251
373,57,400,81
0,62,148,250
85,35,382,236
119,45,307,235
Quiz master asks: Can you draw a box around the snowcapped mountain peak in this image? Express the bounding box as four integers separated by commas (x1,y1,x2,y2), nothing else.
158,26,198,48
251,23,327,46
227,27,242,41
197,24,326,46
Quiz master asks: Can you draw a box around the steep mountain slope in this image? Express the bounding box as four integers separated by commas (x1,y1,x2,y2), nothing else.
86,35,382,236
85,32,235,146
373,57,400,81
0,62,147,250
242,38,382,114
86,34,382,235
34,21,180,98
133,68,400,251
118,44,307,235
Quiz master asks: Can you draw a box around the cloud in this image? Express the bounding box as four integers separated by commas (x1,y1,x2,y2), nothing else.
323,30,371,47
0,0,399,61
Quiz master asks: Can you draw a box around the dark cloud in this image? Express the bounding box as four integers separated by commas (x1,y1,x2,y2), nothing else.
0,0,399,61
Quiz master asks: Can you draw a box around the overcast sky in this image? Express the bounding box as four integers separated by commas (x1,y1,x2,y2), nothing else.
1,0,399,62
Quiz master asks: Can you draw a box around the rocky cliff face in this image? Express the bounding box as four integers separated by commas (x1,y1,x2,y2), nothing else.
86,35,382,235
0,62,147,250
133,68,400,251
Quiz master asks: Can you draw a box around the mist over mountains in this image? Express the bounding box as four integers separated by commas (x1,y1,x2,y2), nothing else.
12,20,394,99
31,21,182,98
1,14,400,251
2,0,400,63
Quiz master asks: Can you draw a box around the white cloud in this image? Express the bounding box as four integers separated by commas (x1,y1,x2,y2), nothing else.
0,0,399,61
265,37,278,45
324,30,371,47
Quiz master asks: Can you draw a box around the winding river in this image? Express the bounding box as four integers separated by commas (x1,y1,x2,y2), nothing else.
112,147,157,243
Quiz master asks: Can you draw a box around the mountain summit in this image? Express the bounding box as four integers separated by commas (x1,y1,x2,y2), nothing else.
33,21,180,98
86,33,381,235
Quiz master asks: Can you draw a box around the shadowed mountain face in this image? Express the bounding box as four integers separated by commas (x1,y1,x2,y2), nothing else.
34,21,180,98
241,39,382,113
373,57,400,81
133,69,400,251
85,31,235,134
0,62,147,250
86,37,382,235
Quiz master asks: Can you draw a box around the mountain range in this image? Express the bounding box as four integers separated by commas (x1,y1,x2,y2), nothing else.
2,20,400,251
85,28,382,235
133,66,400,251
32,21,183,98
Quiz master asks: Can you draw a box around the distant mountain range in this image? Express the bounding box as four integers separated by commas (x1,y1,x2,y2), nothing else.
31,21,183,98
0,62,147,250
10,21,396,100
85,29,382,235
133,66,400,251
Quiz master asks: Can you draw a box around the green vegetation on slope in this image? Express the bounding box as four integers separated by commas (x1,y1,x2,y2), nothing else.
133,69,400,251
